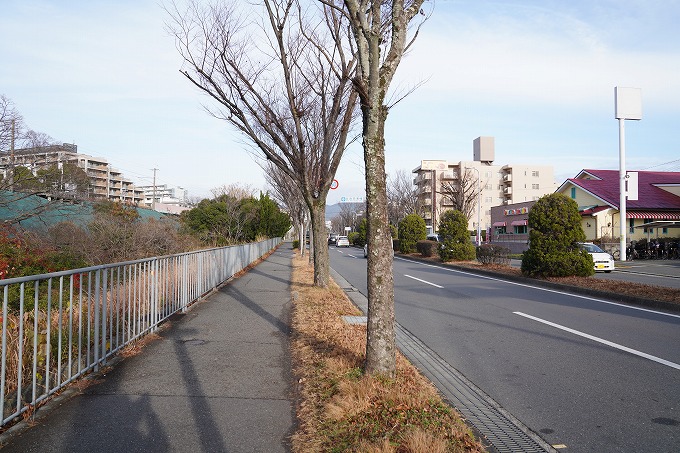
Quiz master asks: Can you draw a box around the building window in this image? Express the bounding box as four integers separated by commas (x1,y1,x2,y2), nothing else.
532,184,539,189
485,171,492,177
485,196,493,203
643,218,652,233
532,171,539,177
629,219,635,234
663,227,668,234
570,187,576,199
514,225,527,234
485,183,492,190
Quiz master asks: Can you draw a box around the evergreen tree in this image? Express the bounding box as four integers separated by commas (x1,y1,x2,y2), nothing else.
397,214,426,253
438,210,475,262
521,194,594,277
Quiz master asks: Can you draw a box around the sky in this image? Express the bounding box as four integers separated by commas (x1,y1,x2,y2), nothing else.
1,0,679,204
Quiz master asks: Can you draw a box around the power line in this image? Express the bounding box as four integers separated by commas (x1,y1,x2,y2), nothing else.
643,158,680,172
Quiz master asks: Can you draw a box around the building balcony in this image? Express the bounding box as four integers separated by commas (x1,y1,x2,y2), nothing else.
503,174,512,183
414,173,433,185
503,187,512,195
440,171,457,180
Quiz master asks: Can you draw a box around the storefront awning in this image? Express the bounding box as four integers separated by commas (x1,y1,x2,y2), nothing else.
510,219,528,226
634,221,680,229
628,211,680,220
492,221,506,227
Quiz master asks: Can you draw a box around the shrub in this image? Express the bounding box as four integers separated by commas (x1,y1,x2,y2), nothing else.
438,210,475,262
521,194,594,277
476,244,511,266
416,240,438,257
292,239,300,249
398,214,427,253
348,231,360,245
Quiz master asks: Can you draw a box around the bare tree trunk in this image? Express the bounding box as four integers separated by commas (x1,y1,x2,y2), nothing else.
364,105,396,376
310,201,330,287
339,0,427,377
298,221,305,256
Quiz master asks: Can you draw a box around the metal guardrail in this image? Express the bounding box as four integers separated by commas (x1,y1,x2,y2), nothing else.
0,237,281,427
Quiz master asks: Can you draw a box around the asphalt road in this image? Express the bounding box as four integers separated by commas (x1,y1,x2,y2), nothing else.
330,246,680,453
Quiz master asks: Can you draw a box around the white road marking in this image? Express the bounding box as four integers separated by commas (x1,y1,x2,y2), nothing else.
514,311,680,370
397,257,680,320
404,274,444,288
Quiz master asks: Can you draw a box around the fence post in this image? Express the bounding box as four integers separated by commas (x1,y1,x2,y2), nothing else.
94,269,100,372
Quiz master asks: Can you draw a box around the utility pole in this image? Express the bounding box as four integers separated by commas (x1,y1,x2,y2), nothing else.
151,168,159,211
8,119,15,191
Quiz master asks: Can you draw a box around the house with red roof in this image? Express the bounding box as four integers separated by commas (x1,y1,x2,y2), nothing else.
556,169,680,241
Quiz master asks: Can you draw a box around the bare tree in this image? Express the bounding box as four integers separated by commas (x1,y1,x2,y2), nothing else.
331,0,428,376
210,183,256,201
438,168,484,224
335,201,363,231
265,162,308,254
0,95,23,153
167,0,358,287
1,96,85,224
386,169,418,225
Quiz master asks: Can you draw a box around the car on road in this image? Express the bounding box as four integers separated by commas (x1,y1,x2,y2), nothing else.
578,242,615,273
336,236,350,247
328,234,338,245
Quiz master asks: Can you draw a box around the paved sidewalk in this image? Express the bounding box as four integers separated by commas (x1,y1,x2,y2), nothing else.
0,246,296,453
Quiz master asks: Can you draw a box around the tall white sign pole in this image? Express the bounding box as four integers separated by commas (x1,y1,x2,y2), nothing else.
618,117,627,261
614,87,642,262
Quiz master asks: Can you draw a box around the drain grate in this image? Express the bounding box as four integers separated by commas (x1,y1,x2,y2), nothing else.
396,325,555,453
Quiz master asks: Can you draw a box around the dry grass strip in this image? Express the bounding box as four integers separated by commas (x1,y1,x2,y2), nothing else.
290,253,485,453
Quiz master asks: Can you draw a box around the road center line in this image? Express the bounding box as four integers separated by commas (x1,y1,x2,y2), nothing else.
404,274,443,288
514,311,680,370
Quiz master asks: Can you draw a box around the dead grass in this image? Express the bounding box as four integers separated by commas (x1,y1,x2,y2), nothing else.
290,254,485,453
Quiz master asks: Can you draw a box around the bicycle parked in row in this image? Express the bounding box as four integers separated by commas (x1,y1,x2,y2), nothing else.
627,239,680,260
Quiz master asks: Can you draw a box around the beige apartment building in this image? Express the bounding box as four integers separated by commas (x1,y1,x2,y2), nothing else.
0,143,144,204
412,137,555,233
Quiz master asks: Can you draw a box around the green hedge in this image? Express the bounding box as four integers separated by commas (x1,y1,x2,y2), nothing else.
416,240,439,257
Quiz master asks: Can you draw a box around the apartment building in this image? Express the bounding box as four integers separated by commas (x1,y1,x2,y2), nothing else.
0,143,144,204
137,184,189,208
412,137,555,233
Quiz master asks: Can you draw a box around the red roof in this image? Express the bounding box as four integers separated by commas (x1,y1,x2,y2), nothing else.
566,169,680,211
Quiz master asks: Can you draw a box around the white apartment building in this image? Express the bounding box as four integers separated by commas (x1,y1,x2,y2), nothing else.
412,137,556,233
0,143,144,204
137,184,189,208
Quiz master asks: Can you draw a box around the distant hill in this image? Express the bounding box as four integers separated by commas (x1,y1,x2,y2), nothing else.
325,203,341,221
325,202,365,222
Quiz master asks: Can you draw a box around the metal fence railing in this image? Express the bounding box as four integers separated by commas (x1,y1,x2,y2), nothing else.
0,238,281,427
